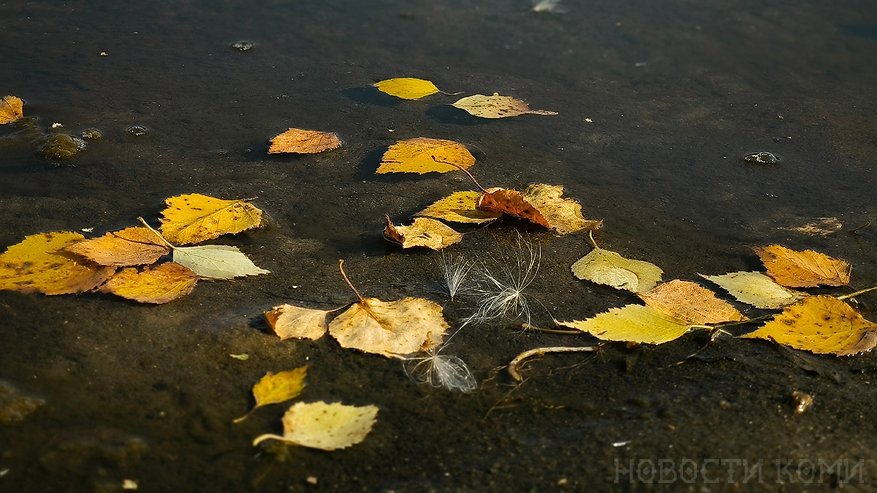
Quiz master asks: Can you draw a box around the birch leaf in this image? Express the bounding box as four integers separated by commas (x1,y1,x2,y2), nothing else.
234,366,308,423
253,401,378,450
0,96,24,124
572,247,663,293
173,245,269,280
383,216,462,250
265,304,331,340
373,78,440,100
452,93,557,118
414,191,501,224
637,279,745,325
160,193,263,245
65,227,170,266
700,271,806,309
376,137,474,174
559,304,691,345
478,184,601,235
755,244,851,287
268,128,342,154
99,262,197,304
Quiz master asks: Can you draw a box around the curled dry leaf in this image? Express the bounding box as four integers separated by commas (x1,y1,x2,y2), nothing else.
376,137,475,174
415,191,501,224
383,216,463,250
560,305,690,345
173,245,269,280
99,262,197,304
742,296,877,356
253,401,378,451
0,232,115,295
755,244,851,287
572,244,662,293
65,227,170,266
478,184,601,235
0,96,24,124
452,93,557,119
373,77,440,100
235,366,308,423
268,128,342,154
265,304,331,340
160,193,263,245
700,271,806,309
637,280,745,325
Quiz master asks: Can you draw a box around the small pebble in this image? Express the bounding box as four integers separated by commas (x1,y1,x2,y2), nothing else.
126,125,148,137
792,390,814,414
37,134,86,161
80,128,103,140
230,40,254,52
743,151,780,165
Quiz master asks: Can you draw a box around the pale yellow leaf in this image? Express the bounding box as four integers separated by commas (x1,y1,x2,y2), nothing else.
253,401,378,450
700,271,806,309
452,93,557,119
265,304,331,340
572,247,662,293
559,304,690,344
173,245,269,280
383,217,462,250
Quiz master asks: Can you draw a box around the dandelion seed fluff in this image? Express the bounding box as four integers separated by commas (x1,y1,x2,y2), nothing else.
404,350,477,393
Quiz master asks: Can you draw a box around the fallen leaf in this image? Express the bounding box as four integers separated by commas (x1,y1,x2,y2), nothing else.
235,366,308,423
160,193,263,245
173,245,269,280
700,271,806,309
0,232,115,295
373,77,440,100
65,227,170,266
559,304,690,345
638,279,745,325
268,128,342,154
452,93,557,119
414,191,501,224
376,137,475,174
383,216,463,250
478,184,601,235
252,401,378,450
755,245,851,287
99,262,197,304
741,296,877,356
571,243,662,293
0,96,24,124
265,304,332,340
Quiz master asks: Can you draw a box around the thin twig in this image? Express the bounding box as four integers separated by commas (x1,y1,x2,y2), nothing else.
137,216,175,249
837,285,877,301
338,259,364,302
431,155,488,192
508,345,600,382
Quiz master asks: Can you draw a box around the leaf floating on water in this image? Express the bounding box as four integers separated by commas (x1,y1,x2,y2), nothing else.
173,245,269,280
376,137,475,174
741,296,877,356
65,227,170,266
415,191,501,224
638,280,745,325
100,262,198,304
235,366,308,423
755,244,851,287
478,184,601,235
700,271,806,309
452,93,557,119
252,401,378,450
0,232,115,295
267,128,342,154
383,216,463,250
560,304,690,344
0,96,24,124
373,77,440,100
265,304,332,340
571,242,662,293
160,194,264,245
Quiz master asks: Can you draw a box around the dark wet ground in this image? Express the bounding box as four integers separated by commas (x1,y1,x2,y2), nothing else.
2,0,877,491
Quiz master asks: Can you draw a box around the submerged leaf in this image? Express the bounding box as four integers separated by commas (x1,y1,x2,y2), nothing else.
235,366,308,423
100,262,197,304
572,246,662,293
755,244,851,287
268,128,342,154
700,271,806,309
383,216,463,250
560,305,690,344
478,184,601,235
65,227,170,266
415,191,501,224
0,96,24,124
373,78,439,100
638,280,745,325
173,245,269,280
452,93,557,119
252,401,378,450
265,304,331,340
376,137,474,174
160,193,263,245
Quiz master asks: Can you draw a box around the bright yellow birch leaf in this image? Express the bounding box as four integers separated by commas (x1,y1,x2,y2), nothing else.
99,262,197,304
559,304,690,344
373,78,440,100
0,232,115,295
65,227,170,266
572,236,662,293
265,304,332,340
700,271,806,309
253,401,378,450
267,128,342,154
376,137,475,174
234,366,308,423
383,216,462,250
638,280,745,325
173,244,269,280
160,193,263,245
478,184,601,235
755,244,851,287
741,296,877,356
452,93,557,118
414,191,501,224
0,96,24,124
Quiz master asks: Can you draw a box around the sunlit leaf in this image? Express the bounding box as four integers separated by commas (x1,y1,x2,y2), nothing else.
755,244,851,287
265,304,331,340
559,304,690,344
65,227,170,266
173,245,269,280
252,401,378,450
235,366,308,423
478,184,601,235
268,128,342,154
99,262,197,304
376,137,474,174
415,191,501,224
383,216,462,250
373,77,440,100
700,271,806,309
452,93,557,119
637,280,745,325
160,193,263,245
572,246,662,293
0,96,24,124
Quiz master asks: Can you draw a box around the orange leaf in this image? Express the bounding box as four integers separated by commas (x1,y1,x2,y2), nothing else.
268,128,342,154
383,216,463,250
755,245,851,287
0,96,24,124
100,262,198,304
65,227,170,266
638,280,746,325
477,184,601,235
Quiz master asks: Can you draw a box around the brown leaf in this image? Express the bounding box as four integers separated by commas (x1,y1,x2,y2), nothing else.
755,244,851,287
383,216,463,250
65,227,170,266
268,128,342,154
637,279,746,325
478,184,601,235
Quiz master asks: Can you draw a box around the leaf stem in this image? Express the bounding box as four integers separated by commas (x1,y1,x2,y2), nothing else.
137,217,175,249
430,155,488,193
587,230,599,250
508,345,601,382
837,285,877,301
338,259,365,302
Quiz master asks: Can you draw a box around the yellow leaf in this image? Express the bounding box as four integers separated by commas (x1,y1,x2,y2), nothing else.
572,246,662,293
414,191,501,224
160,193,263,245
741,296,877,356
559,305,691,344
65,227,170,266
267,128,342,154
252,401,378,450
376,137,475,174
373,77,439,100
383,216,462,250
700,271,806,309
637,279,746,325
755,244,851,287
99,262,197,304
0,232,115,295
328,297,448,358
452,92,557,119
265,304,331,340
478,184,602,235
173,244,269,280
235,366,308,423
0,96,24,124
